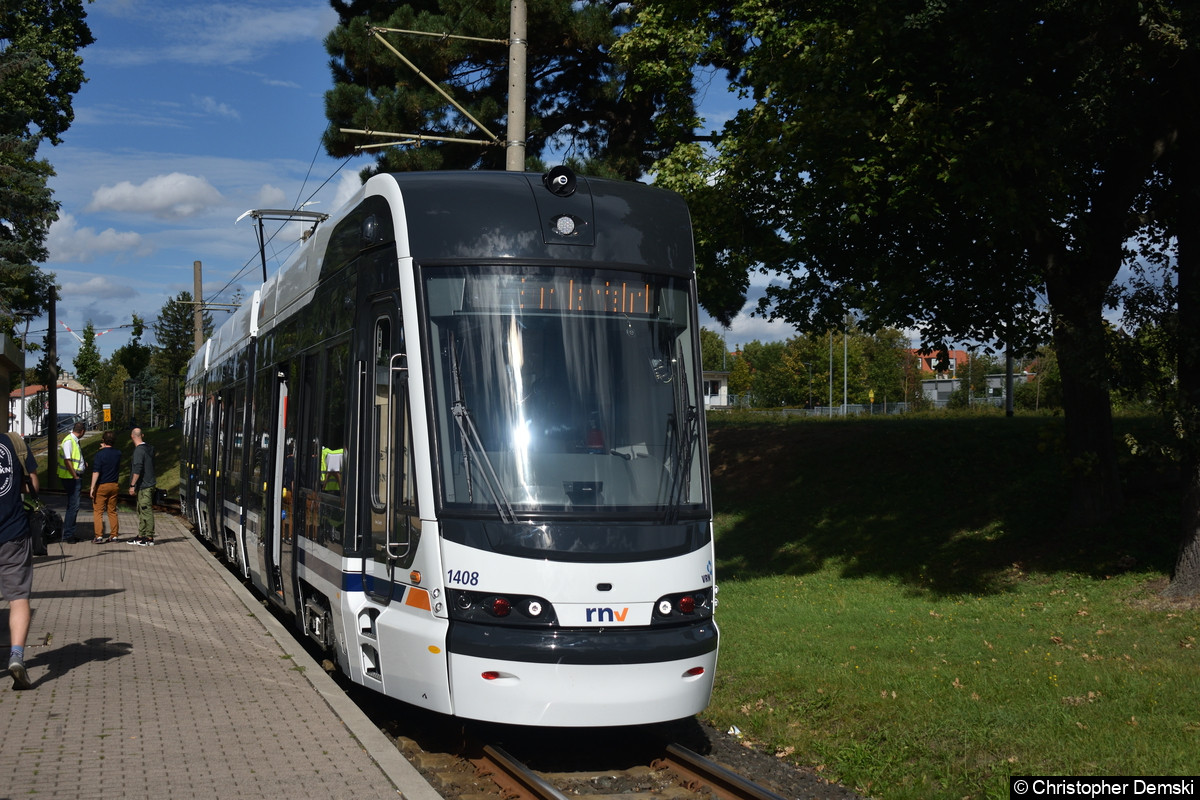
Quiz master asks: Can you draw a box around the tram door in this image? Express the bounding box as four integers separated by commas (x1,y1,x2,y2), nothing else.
361,301,417,604
268,374,291,605
197,393,220,544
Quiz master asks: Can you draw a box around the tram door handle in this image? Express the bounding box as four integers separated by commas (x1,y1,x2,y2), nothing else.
385,354,411,562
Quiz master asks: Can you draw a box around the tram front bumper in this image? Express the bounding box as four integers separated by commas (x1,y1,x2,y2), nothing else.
446,620,718,726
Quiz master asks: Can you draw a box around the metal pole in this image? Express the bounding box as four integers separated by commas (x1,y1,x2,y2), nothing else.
505,0,527,171
16,312,33,437
47,287,59,483
194,260,204,353
1005,345,1015,417
843,321,848,416
967,347,972,407
828,332,833,418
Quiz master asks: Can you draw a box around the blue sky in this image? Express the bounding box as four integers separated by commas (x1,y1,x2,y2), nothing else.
28,0,792,372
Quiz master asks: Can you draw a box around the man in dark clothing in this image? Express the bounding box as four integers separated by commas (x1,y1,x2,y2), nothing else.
2,431,40,689
89,430,121,543
128,427,156,545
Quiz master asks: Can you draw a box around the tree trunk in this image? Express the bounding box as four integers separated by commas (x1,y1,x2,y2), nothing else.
1039,145,1158,526
1165,124,1200,598
1045,262,1124,525
1166,470,1200,597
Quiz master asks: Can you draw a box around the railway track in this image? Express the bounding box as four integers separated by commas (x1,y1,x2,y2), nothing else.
181,520,859,800
405,732,792,800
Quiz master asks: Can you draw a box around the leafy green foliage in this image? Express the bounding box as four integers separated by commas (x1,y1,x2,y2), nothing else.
323,0,698,179
0,0,93,145
717,325,914,408
152,292,209,381
110,313,152,383
624,0,1200,544
0,0,92,326
72,321,102,388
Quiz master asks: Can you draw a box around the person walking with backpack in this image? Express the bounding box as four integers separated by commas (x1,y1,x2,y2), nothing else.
127,428,156,546
3,430,40,689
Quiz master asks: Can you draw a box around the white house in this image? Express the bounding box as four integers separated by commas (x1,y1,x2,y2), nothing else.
702,370,730,409
8,376,94,437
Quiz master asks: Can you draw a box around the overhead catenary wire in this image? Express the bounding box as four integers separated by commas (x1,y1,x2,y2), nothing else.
204,151,356,312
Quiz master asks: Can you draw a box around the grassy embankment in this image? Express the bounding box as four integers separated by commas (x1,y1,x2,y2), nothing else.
704,411,1198,800
26,427,182,499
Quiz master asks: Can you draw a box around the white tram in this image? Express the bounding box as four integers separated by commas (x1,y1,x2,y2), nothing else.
181,168,717,727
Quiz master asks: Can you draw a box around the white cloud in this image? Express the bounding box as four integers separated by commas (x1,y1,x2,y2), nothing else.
255,183,289,208
195,95,240,120
61,275,138,301
88,2,339,68
47,214,147,262
701,306,799,347
331,171,364,212
262,77,303,90
86,173,224,219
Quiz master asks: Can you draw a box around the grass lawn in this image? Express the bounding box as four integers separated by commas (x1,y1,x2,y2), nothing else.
704,413,1198,799
26,426,182,498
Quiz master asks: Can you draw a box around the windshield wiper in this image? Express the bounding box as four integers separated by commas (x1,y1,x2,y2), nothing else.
665,405,699,524
449,335,515,523
665,341,699,524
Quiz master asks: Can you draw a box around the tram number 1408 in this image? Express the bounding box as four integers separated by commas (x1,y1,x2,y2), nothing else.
447,569,481,587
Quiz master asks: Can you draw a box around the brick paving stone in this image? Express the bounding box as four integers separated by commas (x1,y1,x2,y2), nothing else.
2,497,441,800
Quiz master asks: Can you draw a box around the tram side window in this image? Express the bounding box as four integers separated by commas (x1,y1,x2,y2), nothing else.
301,353,321,491
228,387,246,495
371,318,391,509
202,394,215,478
249,369,272,512
320,341,350,495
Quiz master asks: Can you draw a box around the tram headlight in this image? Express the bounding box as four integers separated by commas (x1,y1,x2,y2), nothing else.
447,589,558,627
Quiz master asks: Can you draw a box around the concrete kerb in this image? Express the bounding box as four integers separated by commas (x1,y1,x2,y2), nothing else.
179,525,443,800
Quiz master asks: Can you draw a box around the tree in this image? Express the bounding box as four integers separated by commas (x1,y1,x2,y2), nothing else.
620,2,1196,528
110,313,152,382
73,321,101,386
151,292,210,424
153,292,208,380
727,356,751,402
94,361,131,428
0,1,92,328
699,327,729,372
1012,348,1063,412
322,0,698,180
0,62,58,327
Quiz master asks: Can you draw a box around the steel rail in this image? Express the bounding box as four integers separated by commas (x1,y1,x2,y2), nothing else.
470,744,572,800
656,743,790,800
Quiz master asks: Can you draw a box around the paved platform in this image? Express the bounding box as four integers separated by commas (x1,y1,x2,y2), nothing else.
1,496,443,800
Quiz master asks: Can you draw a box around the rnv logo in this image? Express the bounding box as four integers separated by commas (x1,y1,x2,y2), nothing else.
585,607,629,622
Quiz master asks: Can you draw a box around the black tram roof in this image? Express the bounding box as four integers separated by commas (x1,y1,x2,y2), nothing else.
378,170,696,276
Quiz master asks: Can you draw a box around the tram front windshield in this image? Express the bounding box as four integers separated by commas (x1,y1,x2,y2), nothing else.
424,266,705,520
